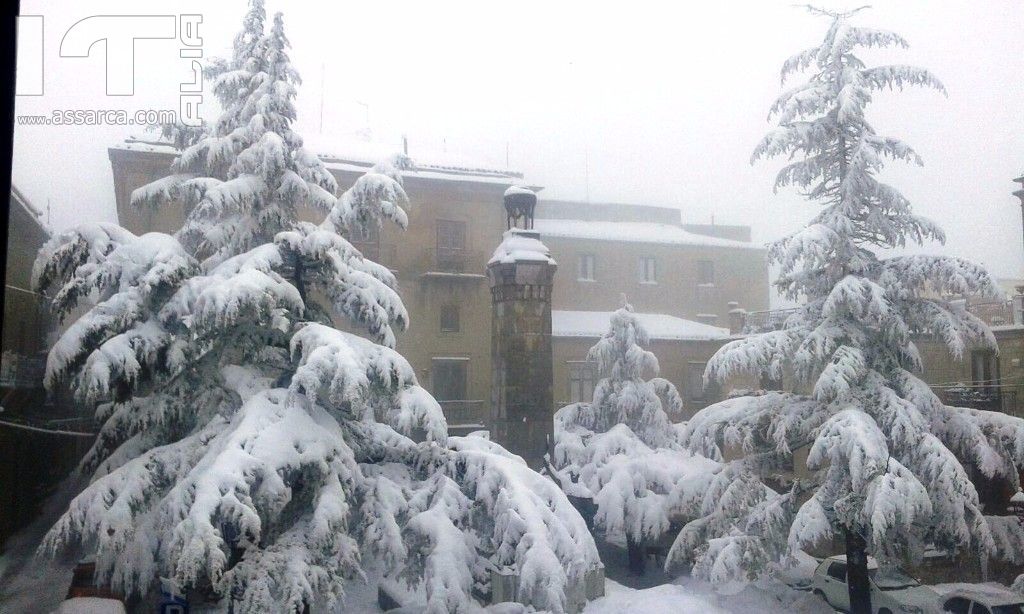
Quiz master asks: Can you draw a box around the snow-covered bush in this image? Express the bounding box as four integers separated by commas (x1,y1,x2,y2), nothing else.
666,6,1024,588
34,3,598,612
553,299,718,547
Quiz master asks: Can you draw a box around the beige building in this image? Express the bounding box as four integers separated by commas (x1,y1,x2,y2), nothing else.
550,311,744,417
108,139,770,429
534,199,769,412
1,187,92,548
536,200,768,323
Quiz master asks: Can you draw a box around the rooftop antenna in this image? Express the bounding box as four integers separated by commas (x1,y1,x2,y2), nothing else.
46,198,51,226
402,134,408,155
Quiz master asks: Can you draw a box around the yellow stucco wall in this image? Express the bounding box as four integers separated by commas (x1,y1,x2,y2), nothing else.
108,145,770,430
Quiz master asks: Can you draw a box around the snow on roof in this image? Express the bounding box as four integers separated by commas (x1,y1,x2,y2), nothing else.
113,136,528,186
504,185,535,197
9,184,49,235
302,133,520,177
112,139,178,155
322,159,524,188
552,310,730,341
534,218,761,249
489,229,555,265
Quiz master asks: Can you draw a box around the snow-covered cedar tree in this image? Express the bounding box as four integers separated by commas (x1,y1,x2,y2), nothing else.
552,298,719,549
33,3,599,612
666,5,1024,592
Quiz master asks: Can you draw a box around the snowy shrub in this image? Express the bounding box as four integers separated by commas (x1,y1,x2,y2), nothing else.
34,2,598,612
553,299,719,546
666,7,1024,585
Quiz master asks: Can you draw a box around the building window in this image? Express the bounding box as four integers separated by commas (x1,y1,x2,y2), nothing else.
697,260,715,285
638,256,657,284
440,305,460,333
568,361,597,403
349,223,380,261
971,349,998,392
577,254,596,281
686,361,719,402
432,358,468,401
436,220,467,270
970,349,1001,410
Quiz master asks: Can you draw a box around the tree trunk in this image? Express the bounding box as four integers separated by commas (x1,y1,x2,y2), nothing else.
845,529,872,614
626,534,646,575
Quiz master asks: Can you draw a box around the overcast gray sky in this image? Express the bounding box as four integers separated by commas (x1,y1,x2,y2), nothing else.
12,0,1024,290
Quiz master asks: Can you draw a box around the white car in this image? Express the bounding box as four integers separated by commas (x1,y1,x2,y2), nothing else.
940,584,1024,614
54,597,127,614
811,555,940,613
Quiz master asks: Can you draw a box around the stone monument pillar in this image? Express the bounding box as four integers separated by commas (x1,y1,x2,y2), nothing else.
487,186,556,470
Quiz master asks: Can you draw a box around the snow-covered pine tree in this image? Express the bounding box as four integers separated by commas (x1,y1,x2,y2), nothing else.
666,6,1024,609
553,298,717,567
34,3,599,612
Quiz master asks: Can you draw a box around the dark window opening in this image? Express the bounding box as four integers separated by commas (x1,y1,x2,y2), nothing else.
436,220,467,271
432,359,467,401
349,223,380,262
577,254,595,281
638,256,657,283
440,305,460,333
697,259,715,284
568,361,597,404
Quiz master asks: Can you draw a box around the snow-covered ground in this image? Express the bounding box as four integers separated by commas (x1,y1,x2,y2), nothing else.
0,479,85,614
2,528,832,614
3,531,832,614
585,578,831,614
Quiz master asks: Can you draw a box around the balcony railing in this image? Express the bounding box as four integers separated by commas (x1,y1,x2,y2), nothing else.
934,383,1015,414
439,399,486,427
695,283,720,305
419,248,486,276
0,351,47,389
961,299,1015,326
742,308,799,334
350,242,398,270
742,299,1018,335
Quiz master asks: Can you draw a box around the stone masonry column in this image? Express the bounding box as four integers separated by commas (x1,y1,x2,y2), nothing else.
486,227,556,470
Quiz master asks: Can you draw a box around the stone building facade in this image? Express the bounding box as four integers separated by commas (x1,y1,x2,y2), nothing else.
536,199,769,325
0,187,91,547
108,139,771,429
550,311,752,417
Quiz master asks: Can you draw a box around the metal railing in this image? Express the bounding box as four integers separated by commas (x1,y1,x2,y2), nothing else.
0,351,47,389
419,248,486,276
934,382,1021,416
742,307,799,333
962,299,1015,326
439,400,486,426
740,299,1016,333
695,283,720,304
351,242,398,269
